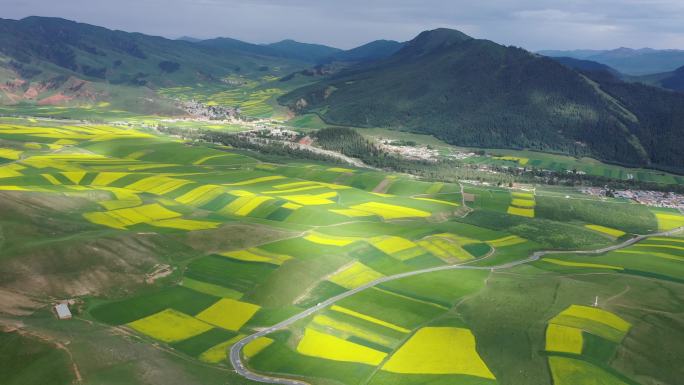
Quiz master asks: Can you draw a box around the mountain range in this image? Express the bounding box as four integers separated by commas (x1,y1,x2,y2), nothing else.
538,48,684,75
0,16,399,107
281,29,684,171
1,17,683,172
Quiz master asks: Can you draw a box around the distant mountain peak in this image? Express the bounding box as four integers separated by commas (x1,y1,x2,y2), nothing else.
412,28,472,46
397,28,473,57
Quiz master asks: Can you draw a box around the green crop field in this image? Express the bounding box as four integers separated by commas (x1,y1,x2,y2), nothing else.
0,114,682,385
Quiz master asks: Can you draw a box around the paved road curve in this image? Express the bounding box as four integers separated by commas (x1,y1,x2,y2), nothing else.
229,227,684,385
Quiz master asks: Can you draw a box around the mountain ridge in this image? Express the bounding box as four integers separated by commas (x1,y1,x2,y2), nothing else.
280,28,684,171
539,47,684,75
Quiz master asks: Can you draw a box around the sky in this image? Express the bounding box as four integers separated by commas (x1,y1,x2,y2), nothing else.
2,0,684,50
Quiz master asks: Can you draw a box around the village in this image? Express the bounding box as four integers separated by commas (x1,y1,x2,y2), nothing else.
580,187,684,210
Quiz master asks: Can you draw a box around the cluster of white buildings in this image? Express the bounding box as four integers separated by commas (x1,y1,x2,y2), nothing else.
580,187,684,210
377,139,475,162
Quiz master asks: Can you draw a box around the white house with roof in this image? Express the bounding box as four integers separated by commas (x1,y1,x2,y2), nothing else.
54,303,72,320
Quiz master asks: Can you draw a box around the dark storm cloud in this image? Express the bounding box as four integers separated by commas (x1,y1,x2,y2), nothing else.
2,0,683,49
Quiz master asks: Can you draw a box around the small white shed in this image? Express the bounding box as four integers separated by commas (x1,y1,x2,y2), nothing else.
54,303,72,320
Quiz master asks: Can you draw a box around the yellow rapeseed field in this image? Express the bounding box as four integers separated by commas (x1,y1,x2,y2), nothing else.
511,191,535,199
199,334,245,363
304,232,360,246
243,337,273,359
128,309,212,343
349,202,431,220
126,176,192,195
412,197,459,207
511,198,535,208
220,248,292,265
370,236,418,254
91,172,130,186
507,206,535,218
584,224,626,238
296,328,387,366
175,185,225,206
370,192,395,198
654,212,684,231
266,185,324,194
382,327,495,378
556,305,631,332
487,235,527,247
224,175,285,186
84,203,181,229
330,305,410,333
273,181,320,189
311,314,395,347
234,196,274,216
545,324,583,354
0,148,23,160
220,195,273,216
550,305,631,343
0,164,25,178
417,236,471,261
61,171,87,184
614,249,684,262
278,192,337,205
41,173,61,185
494,156,529,165
192,154,232,165
97,187,142,210
149,218,221,231
195,298,260,331
542,258,623,270
328,262,384,289
281,202,303,210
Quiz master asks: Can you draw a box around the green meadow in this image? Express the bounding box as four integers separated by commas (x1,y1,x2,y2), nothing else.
0,115,682,385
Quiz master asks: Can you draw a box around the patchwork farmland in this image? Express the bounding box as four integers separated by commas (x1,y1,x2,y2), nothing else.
1,116,683,385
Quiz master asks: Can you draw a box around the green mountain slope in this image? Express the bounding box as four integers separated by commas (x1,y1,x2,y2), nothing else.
264,39,342,62
321,40,404,63
280,28,684,171
0,17,310,109
631,65,684,93
551,57,623,79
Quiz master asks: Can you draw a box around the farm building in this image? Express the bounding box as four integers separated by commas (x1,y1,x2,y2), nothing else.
54,303,72,320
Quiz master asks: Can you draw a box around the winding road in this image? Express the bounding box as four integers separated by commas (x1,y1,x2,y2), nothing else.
229,226,684,385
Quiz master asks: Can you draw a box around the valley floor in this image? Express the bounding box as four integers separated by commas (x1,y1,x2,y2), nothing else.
0,116,683,385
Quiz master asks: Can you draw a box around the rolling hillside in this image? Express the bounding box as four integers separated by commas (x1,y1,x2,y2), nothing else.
280,28,684,171
0,17,312,109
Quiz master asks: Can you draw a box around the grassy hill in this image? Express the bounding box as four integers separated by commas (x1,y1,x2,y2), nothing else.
280,28,684,172
0,17,313,112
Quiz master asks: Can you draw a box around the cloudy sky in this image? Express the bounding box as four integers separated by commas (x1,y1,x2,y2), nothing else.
3,0,684,50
